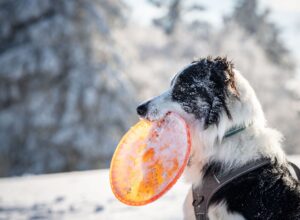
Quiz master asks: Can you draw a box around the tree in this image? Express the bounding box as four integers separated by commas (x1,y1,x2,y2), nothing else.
0,0,136,176
226,0,294,69
149,0,205,35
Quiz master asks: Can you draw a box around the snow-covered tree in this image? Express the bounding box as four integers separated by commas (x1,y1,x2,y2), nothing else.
226,0,294,69
148,0,206,35
0,0,136,176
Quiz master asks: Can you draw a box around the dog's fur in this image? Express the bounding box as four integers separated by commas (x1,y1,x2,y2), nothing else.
136,57,300,220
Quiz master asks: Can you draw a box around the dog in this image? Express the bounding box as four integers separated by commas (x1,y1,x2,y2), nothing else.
136,57,300,220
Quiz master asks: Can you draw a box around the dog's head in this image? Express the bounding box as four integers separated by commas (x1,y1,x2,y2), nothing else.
137,57,241,130
137,56,269,176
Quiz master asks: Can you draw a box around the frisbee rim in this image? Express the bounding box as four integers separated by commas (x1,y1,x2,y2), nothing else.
109,113,191,206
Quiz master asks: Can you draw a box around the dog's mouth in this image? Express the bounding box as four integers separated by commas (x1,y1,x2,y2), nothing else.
140,110,194,168
142,111,172,122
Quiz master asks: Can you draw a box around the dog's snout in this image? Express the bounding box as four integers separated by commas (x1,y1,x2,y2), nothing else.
137,102,149,117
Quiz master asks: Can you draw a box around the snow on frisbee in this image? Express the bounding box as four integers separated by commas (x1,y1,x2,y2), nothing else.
110,112,191,206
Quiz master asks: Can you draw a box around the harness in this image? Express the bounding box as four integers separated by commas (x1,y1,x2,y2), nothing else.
192,124,300,220
192,159,300,220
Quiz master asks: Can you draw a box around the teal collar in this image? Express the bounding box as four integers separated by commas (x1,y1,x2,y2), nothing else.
224,124,248,138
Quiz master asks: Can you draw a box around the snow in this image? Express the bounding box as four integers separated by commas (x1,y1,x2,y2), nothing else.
0,170,188,220
1,156,299,220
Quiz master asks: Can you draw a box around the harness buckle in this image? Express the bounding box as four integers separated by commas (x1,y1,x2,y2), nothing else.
192,196,204,207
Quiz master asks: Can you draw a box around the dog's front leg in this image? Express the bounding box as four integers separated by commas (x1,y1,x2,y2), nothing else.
183,187,246,220
183,187,196,220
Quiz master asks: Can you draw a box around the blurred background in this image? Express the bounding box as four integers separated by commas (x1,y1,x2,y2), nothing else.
0,0,300,178
1,1,300,219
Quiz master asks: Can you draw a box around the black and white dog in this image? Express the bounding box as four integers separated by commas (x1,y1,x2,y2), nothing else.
136,57,300,220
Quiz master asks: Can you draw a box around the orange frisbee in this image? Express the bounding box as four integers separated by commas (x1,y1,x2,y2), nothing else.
110,112,191,206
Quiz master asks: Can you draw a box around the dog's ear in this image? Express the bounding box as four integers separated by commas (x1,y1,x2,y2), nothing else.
203,57,237,128
212,57,239,98
204,95,228,128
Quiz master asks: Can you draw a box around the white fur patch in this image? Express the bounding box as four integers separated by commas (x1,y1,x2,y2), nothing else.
208,202,245,220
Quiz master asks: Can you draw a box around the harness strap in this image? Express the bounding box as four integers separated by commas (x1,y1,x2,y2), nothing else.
289,162,300,180
192,159,300,220
192,159,270,220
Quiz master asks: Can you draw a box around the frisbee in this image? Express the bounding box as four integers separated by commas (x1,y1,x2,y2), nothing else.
110,112,191,206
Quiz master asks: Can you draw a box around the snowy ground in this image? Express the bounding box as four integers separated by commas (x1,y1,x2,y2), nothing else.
0,156,299,220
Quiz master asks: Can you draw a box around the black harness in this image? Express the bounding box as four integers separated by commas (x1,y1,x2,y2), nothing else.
192,159,300,220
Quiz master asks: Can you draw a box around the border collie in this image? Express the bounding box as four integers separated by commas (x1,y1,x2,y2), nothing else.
136,57,300,220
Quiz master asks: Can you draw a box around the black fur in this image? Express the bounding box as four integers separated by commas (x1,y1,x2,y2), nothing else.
171,57,237,128
208,161,300,219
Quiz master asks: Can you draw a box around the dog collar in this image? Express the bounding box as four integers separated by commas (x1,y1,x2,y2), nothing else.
224,124,248,138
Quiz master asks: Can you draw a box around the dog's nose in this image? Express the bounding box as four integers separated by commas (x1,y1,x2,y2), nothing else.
136,102,149,117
